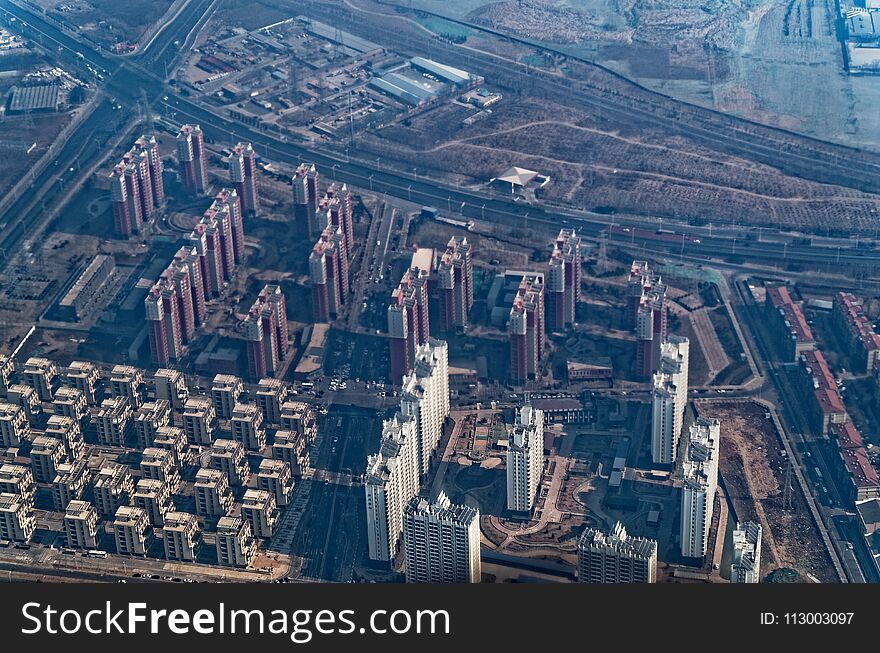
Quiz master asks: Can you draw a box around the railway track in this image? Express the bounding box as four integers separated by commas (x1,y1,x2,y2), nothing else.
317,0,880,192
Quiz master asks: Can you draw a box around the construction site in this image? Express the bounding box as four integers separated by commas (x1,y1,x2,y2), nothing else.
698,399,838,583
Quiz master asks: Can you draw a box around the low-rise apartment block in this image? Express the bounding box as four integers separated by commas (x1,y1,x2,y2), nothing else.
51,460,89,511
194,468,234,517
6,384,39,423
183,396,216,445
241,488,278,538
153,425,189,469
113,505,150,556
0,463,36,506
798,350,848,435
272,429,310,477
255,378,288,425
163,511,200,562
764,285,815,362
46,414,85,461
833,292,880,372
257,458,294,507
31,435,66,483
153,368,189,411
64,500,100,549
21,357,57,402
133,478,174,527
92,463,134,517
0,401,31,446
211,374,243,420
210,438,250,487
108,365,145,409
134,399,171,449
65,361,100,405
0,492,35,542
140,447,181,492
231,402,266,451
96,396,133,446
216,516,256,568
53,386,88,422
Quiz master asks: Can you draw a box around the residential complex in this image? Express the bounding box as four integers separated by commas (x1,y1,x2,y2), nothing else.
508,273,545,383
731,521,763,583
437,236,473,332
402,492,481,583
0,492,35,542
177,123,209,195
388,267,431,383
365,414,420,562
545,229,581,333
63,500,100,549
228,142,259,216
506,404,544,514
243,285,288,379
399,338,450,477
680,417,721,560
163,511,200,562
309,224,348,323
650,335,690,465
216,516,256,568
832,291,880,372
109,134,164,238
577,521,657,583
764,285,816,362
291,163,321,237
629,261,668,379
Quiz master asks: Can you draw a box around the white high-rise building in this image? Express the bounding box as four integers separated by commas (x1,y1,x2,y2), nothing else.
578,521,657,583
680,416,720,559
364,414,420,562
506,404,544,513
399,338,450,478
731,521,762,583
651,335,689,464
403,492,481,583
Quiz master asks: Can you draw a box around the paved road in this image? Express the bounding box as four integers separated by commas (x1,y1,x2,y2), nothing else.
291,405,375,581
7,0,880,274
0,0,213,257
729,275,853,581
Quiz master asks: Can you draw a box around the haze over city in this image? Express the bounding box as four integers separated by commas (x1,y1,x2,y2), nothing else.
0,0,877,588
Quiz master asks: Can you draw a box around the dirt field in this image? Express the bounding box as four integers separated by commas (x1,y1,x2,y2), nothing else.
688,308,730,380
697,400,837,582
360,93,880,234
36,0,175,47
0,112,73,199
292,0,880,235
400,0,879,150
